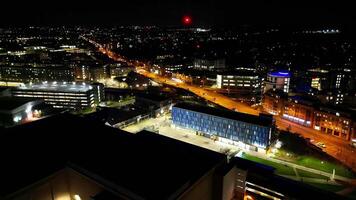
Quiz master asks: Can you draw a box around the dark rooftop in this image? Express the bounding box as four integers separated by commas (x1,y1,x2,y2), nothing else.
218,70,259,77
135,91,172,103
174,103,273,127
0,97,41,111
85,107,149,126
0,114,226,199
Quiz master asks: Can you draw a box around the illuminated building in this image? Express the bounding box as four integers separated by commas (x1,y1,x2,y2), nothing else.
172,103,276,152
264,71,291,93
0,97,44,127
11,82,104,109
193,58,226,71
282,96,315,127
307,68,330,91
314,107,353,140
263,91,355,141
0,64,75,83
216,70,262,103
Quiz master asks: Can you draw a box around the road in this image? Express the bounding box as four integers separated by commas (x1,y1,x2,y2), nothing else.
276,116,356,171
83,36,356,172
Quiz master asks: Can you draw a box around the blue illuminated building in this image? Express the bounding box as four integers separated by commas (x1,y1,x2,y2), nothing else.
268,71,291,78
265,70,291,93
172,103,276,151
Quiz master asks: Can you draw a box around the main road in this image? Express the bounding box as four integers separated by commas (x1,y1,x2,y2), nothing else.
83,36,356,171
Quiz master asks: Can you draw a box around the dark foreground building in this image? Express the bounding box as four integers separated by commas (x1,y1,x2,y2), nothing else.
0,114,226,200
0,114,346,200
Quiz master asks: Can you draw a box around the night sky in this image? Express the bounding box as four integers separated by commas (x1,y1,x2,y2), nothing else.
1,0,354,26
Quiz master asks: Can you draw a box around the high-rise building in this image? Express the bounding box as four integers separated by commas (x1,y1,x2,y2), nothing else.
264,71,291,93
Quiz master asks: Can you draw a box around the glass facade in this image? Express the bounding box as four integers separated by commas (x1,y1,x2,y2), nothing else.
172,107,272,149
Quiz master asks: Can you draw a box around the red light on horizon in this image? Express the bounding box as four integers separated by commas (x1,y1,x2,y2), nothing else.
183,16,192,25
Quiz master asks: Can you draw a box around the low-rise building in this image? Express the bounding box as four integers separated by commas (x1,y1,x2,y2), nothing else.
172,103,276,152
11,82,104,109
263,91,356,141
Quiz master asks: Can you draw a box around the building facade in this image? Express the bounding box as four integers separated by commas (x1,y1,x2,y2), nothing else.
0,64,75,83
172,103,275,152
264,71,291,93
11,82,104,109
193,58,226,71
216,71,262,103
263,91,355,141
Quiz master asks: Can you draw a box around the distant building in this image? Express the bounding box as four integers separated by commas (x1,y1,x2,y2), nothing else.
193,58,226,71
264,71,291,93
135,92,173,117
0,97,44,127
0,64,75,83
216,70,262,103
172,103,276,152
11,82,104,109
307,68,330,91
263,91,355,141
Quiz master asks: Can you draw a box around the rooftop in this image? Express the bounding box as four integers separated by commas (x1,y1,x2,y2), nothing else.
174,103,273,127
0,114,226,199
15,82,93,93
268,71,291,78
218,70,259,77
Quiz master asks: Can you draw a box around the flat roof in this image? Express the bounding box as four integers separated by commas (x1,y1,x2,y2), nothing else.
15,82,93,93
268,71,291,78
174,103,273,127
218,70,259,77
0,114,226,199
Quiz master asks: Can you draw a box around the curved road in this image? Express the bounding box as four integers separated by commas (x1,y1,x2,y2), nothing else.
83,36,356,172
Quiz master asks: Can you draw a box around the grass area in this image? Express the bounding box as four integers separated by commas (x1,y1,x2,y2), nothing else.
71,107,96,115
277,132,356,179
297,169,328,179
242,154,296,176
296,156,355,178
307,183,345,193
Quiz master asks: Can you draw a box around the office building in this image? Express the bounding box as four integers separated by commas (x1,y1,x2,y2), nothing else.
172,103,276,152
264,71,291,93
216,70,262,102
193,58,226,71
11,82,104,109
0,64,75,83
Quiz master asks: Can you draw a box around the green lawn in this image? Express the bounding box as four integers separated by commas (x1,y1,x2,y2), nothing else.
242,154,296,176
297,169,329,179
296,156,355,178
307,183,345,193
